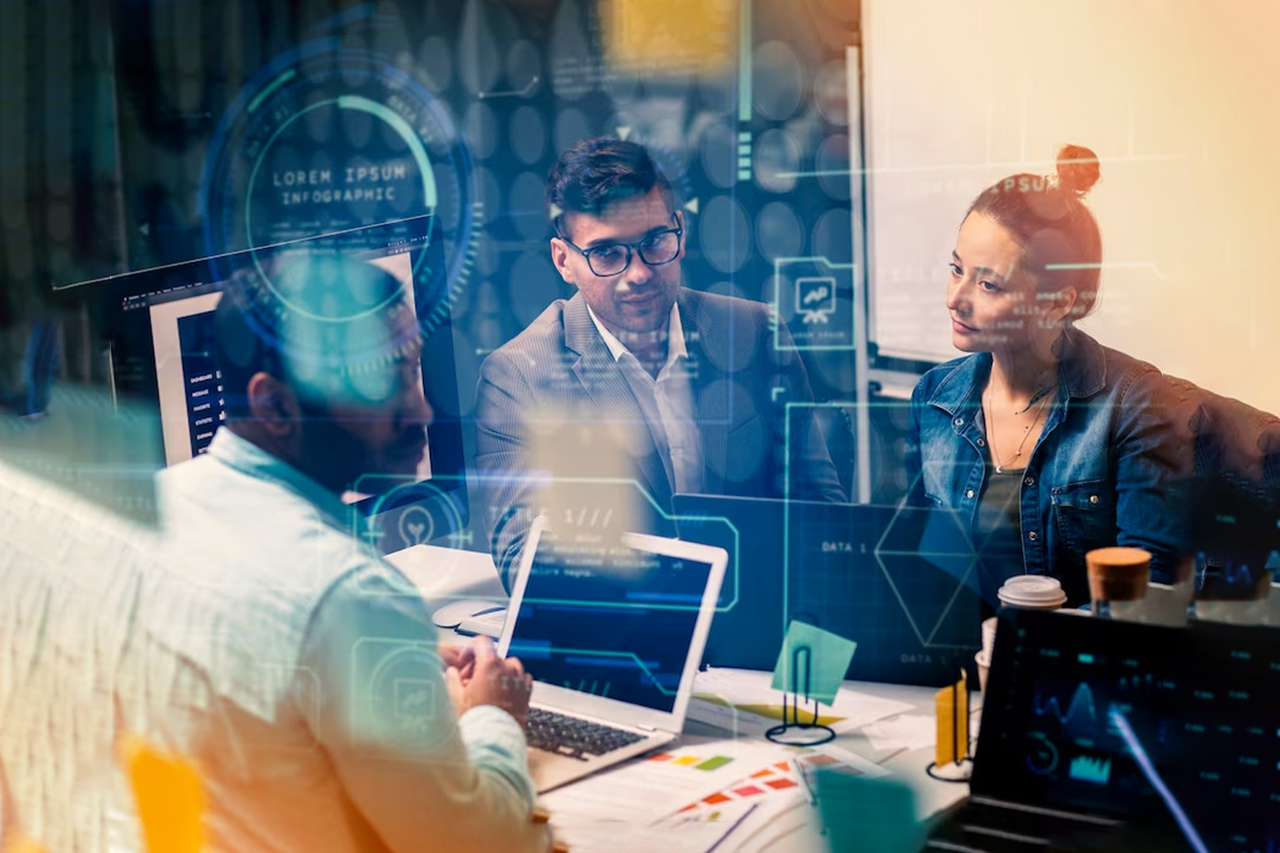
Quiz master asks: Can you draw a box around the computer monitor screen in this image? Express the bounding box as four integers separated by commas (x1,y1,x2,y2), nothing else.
977,609,1280,852
59,215,467,549
506,527,716,714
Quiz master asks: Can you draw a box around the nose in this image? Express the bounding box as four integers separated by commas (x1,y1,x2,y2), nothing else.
400,370,434,429
411,390,434,428
946,275,967,314
621,252,655,289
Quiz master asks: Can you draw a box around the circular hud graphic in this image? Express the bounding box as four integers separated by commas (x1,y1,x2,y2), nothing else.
200,43,477,359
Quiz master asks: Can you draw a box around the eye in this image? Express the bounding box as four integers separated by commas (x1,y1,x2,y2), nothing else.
592,245,626,265
949,262,963,277
978,279,1001,293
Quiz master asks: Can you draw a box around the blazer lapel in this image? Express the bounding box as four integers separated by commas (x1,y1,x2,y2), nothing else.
563,294,674,509
679,288,729,495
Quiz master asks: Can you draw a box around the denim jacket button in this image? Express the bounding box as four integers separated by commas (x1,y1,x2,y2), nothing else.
1024,476,1035,486
1028,531,1038,541
976,438,986,447
966,489,975,499
1089,495,1099,504
954,417,964,426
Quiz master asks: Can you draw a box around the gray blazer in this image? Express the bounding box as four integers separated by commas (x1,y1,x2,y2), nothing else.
475,287,847,587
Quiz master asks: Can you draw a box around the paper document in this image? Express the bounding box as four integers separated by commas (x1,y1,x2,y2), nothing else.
552,804,755,853
861,713,936,753
690,668,912,738
671,743,888,817
539,740,785,824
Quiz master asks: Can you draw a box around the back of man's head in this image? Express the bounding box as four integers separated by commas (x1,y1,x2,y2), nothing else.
212,252,414,419
545,137,675,238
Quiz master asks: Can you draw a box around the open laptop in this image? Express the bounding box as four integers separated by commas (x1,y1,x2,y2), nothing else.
926,607,1280,852
673,495,981,686
497,517,728,793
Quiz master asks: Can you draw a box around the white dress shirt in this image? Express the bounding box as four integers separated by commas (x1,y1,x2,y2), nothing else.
586,302,705,496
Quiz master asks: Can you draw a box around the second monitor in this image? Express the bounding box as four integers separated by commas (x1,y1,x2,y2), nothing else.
674,494,981,686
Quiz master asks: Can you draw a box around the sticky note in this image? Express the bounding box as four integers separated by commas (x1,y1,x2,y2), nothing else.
935,672,970,767
771,620,857,706
118,734,205,853
817,773,924,853
602,0,734,73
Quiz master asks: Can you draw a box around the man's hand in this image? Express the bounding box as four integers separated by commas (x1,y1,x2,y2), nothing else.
439,639,475,683
445,636,534,728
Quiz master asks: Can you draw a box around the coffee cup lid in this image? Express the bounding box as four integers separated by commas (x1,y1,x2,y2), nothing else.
998,575,1068,608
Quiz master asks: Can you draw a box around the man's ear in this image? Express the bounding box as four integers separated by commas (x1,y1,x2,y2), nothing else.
673,209,687,263
549,236,576,286
245,371,301,436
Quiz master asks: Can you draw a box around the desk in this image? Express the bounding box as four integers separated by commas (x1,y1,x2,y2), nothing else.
388,544,975,852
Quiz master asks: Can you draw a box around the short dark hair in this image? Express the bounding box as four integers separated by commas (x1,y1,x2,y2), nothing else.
211,252,411,418
545,137,676,239
967,144,1103,321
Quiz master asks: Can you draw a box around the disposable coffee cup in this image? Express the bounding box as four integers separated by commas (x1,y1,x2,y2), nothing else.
975,650,991,693
997,575,1068,610
981,616,998,657
1085,547,1150,603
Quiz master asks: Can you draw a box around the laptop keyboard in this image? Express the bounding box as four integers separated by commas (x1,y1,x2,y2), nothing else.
525,708,646,761
925,800,1150,853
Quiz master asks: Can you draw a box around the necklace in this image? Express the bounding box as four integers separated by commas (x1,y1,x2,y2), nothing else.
1015,384,1056,415
986,386,1052,473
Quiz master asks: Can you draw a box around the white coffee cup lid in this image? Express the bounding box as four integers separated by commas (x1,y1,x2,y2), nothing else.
998,575,1068,608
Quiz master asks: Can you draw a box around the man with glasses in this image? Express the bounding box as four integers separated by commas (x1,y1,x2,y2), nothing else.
476,137,845,587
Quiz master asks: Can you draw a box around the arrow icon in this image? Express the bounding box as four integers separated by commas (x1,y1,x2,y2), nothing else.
684,198,699,214
617,126,632,141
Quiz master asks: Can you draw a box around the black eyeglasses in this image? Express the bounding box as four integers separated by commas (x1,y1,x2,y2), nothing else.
558,215,683,277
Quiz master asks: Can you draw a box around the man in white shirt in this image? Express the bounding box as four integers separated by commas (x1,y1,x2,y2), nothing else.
148,253,549,853
476,137,846,587
0,251,551,853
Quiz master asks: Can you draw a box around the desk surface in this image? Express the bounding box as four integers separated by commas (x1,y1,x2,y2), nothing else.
387,544,974,852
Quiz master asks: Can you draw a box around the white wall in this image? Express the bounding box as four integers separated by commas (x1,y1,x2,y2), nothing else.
863,0,1280,415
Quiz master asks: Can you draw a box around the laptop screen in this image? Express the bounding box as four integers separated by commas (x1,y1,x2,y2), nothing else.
976,609,1280,851
506,528,715,714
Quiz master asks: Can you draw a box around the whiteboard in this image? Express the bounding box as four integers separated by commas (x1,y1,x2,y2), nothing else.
862,0,1280,415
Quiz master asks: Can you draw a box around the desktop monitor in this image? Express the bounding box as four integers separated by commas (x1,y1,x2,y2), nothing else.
57,215,468,552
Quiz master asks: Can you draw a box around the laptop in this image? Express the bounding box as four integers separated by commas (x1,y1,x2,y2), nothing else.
926,607,1280,852
673,496,981,686
497,516,728,793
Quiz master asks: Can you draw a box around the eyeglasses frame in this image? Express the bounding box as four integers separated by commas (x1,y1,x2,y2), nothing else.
555,213,684,277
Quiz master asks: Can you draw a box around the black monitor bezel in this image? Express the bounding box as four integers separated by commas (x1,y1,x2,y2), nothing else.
54,214,469,546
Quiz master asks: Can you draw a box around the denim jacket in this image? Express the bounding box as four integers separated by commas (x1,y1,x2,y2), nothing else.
906,328,1192,606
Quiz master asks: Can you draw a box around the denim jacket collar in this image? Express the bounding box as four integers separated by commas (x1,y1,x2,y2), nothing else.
926,327,1108,418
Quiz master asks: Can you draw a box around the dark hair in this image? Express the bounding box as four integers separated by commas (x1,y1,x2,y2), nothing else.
967,144,1103,320
211,252,411,417
545,137,676,239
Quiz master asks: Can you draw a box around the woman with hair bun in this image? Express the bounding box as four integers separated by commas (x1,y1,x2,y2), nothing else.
906,145,1189,608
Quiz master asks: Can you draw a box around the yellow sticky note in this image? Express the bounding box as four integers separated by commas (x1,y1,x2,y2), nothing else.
119,735,205,853
935,672,970,767
602,0,735,74
673,755,702,766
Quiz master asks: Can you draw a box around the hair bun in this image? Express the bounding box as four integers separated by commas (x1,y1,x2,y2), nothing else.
1056,144,1100,197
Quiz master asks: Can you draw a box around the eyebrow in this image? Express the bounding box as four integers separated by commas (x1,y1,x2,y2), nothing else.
581,222,674,250
952,251,1007,281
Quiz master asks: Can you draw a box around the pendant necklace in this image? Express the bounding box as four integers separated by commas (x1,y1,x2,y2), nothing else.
986,386,1052,474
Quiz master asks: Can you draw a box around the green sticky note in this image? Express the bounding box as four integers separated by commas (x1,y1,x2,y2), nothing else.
817,773,923,853
770,620,856,706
